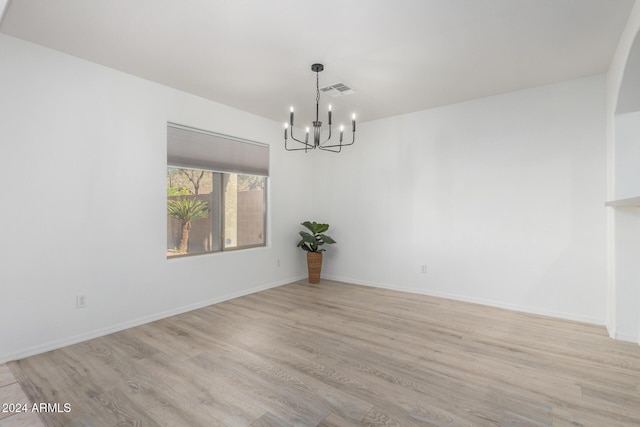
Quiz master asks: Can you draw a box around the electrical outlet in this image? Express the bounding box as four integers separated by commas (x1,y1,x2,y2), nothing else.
277,258,281,268
420,264,427,274
76,294,87,309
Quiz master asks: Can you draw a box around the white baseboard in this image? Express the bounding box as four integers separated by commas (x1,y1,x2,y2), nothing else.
322,274,605,327
1,275,306,364
606,328,640,344
606,317,640,346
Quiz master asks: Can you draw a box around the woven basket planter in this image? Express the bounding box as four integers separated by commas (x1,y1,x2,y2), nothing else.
306,252,323,284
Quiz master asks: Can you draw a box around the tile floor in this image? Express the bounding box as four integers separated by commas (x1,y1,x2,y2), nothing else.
0,364,45,427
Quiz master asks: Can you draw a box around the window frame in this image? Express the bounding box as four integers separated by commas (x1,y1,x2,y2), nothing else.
166,123,269,259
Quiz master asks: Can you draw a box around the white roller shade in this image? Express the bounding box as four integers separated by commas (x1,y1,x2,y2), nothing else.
167,123,269,176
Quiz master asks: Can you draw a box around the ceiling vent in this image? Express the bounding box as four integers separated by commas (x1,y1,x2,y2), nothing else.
320,83,355,97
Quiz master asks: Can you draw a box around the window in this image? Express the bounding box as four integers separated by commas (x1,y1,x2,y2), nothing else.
166,124,268,257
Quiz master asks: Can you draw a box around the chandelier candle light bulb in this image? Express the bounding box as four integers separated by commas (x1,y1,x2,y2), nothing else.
284,63,356,153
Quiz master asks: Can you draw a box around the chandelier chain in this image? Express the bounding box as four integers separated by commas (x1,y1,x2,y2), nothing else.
316,71,320,106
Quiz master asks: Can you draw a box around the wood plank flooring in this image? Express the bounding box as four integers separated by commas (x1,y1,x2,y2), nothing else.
0,364,46,426
8,280,640,426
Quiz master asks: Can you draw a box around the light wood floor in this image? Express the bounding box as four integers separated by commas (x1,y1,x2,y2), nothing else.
9,280,640,426
0,364,45,426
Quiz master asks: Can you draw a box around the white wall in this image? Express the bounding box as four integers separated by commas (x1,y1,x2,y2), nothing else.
612,205,640,341
315,76,607,324
0,34,311,363
614,112,640,198
606,1,640,343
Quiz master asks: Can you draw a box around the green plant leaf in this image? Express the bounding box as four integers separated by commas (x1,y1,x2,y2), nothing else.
299,232,316,244
315,223,329,233
319,234,336,244
167,197,209,222
297,240,311,251
297,220,335,252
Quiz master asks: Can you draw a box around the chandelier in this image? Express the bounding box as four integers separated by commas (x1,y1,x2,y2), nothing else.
284,63,356,153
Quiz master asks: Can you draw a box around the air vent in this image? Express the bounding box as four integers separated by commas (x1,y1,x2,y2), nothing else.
320,83,355,97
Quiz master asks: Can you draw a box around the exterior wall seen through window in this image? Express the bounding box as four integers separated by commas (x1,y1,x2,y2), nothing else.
167,167,266,257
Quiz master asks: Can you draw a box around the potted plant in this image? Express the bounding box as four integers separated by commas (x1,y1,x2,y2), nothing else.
297,221,336,284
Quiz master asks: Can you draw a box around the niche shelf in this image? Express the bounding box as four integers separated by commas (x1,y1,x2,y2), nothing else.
605,196,640,207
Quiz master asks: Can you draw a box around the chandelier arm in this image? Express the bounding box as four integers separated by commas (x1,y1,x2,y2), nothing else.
289,134,308,145
285,145,314,151
318,125,333,147
286,135,315,152
288,127,314,147
320,131,355,148
318,144,342,153
285,137,315,151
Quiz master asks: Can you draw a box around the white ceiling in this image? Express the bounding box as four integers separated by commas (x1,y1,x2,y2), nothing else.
0,0,635,126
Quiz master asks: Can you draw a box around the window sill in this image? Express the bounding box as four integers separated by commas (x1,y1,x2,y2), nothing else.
166,244,269,260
